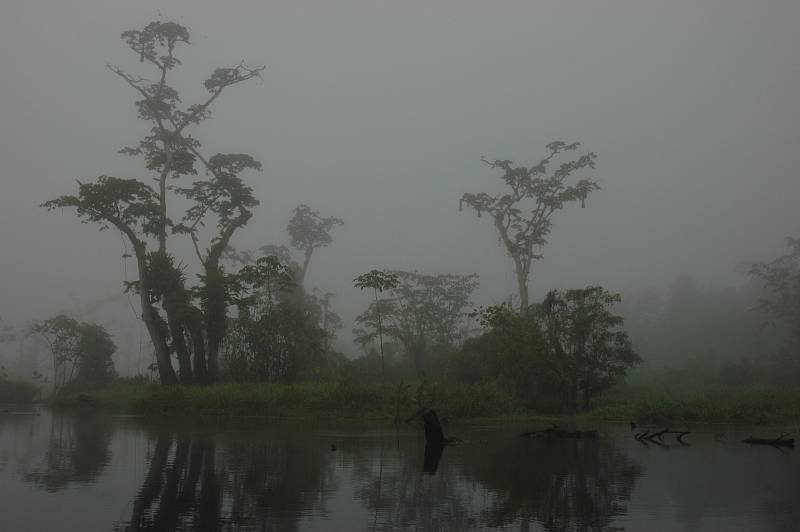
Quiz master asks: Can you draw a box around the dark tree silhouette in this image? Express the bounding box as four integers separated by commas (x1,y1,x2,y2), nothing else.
460,141,598,310
287,204,343,285
43,21,265,384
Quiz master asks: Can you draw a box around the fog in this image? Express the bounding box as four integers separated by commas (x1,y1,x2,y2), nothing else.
1,0,799,372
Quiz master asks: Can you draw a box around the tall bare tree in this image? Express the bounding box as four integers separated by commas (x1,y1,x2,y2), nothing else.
460,141,599,310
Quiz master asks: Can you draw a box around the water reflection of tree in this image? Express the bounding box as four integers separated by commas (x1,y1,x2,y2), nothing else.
460,436,641,531
223,435,334,531
349,436,480,531
118,435,220,531
26,414,112,491
116,429,334,531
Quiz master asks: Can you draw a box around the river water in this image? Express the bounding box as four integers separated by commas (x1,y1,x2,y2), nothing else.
0,409,797,531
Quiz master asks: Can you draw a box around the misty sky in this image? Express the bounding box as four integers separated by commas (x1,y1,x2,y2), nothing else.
1,0,799,359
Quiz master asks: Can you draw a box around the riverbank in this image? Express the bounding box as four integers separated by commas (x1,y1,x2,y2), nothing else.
50,379,523,420
48,380,800,426
587,384,800,426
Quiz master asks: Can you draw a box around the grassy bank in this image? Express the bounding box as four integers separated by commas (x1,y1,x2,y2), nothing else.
50,379,800,425
51,379,525,420
587,384,800,425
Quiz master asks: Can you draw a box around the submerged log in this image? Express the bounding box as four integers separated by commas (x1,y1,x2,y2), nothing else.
741,434,794,448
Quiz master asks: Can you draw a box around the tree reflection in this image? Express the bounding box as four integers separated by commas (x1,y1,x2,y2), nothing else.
118,435,221,531
460,435,641,531
116,428,334,531
222,433,333,531
26,413,112,491
347,429,640,531
350,436,480,531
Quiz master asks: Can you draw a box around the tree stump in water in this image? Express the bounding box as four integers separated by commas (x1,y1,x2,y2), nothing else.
423,409,447,445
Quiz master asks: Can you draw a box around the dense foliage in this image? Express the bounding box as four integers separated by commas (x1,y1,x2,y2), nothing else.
223,256,328,382
750,237,800,356
287,204,343,284
355,271,479,376
31,315,117,392
457,287,639,412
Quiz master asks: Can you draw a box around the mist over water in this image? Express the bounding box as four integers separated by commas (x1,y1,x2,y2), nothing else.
1,4,799,530
1,0,799,370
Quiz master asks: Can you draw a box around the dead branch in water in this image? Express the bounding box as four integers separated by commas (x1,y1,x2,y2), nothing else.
741,433,794,448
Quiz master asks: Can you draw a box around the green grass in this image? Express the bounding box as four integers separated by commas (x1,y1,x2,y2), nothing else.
50,379,800,425
51,379,524,420
586,383,800,425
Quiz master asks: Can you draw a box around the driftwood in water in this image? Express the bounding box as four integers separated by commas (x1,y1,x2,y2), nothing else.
520,426,598,440
634,428,690,445
742,434,794,448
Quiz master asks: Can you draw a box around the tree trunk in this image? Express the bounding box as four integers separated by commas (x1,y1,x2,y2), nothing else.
166,309,194,384
189,323,208,384
300,247,313,285
141,302,178,385
514,257,529,311
375,289,385,378
203,265,227,384
135,251,178,385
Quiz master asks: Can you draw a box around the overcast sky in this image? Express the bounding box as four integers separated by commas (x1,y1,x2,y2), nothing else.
1,0,799,360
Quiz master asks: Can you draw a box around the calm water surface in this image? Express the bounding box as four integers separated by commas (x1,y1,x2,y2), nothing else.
0,409,797,531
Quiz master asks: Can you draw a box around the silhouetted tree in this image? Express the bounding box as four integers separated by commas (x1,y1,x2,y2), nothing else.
353,270,400,377
30,316,116,393
750,237,800,358
27,414,113,492
354,271,479,376
459,303,552,407
43,21,265,384
224,256,327,381
460,141,598,310
287,204,343,284
75,323,117,387
534,287,639,410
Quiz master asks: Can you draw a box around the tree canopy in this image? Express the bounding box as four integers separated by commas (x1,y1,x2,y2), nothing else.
354,271,479,376
460,141,598,309
31,315,116,393
750,237,800,354
287,204,343,284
